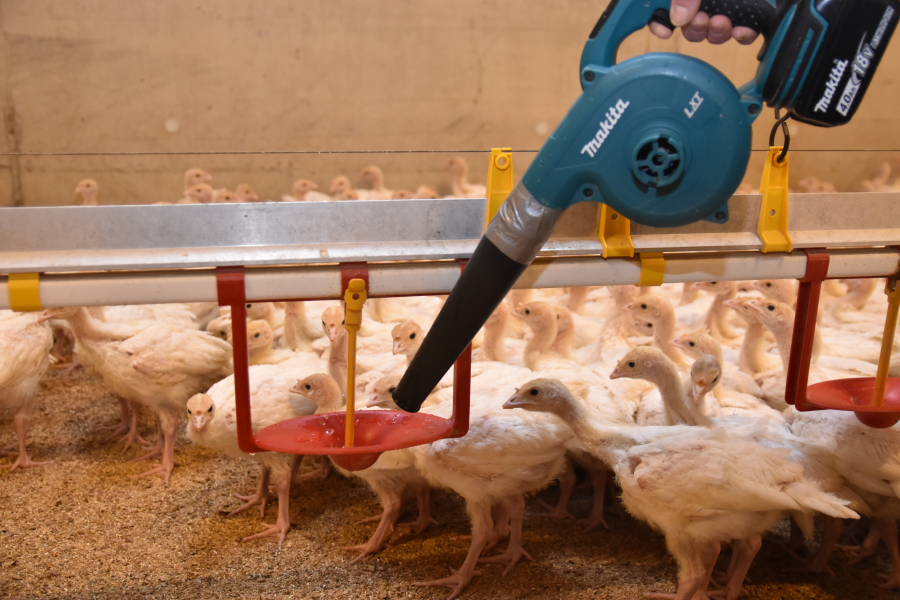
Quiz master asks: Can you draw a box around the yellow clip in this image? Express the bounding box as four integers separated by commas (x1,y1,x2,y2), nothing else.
485,147,514,228
757,146,792,253
873,278,900,407
598,204,634,258
638,253,665,287
8,273,43,312
342,279,367,448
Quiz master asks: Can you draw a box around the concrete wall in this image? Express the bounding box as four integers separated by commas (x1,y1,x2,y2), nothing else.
1,1,899,208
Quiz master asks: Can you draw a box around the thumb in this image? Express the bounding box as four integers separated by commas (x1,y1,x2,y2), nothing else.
670,0,701,27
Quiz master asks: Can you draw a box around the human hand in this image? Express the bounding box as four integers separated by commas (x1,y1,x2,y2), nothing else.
648,0,760,45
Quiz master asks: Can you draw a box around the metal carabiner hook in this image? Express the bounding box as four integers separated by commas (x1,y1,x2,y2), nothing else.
768,109,791,164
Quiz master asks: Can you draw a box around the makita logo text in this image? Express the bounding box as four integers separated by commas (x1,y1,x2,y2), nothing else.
814,60,848,113
580,99,630,158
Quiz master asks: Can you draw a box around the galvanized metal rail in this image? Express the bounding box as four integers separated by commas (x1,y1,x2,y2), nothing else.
1,192,899,309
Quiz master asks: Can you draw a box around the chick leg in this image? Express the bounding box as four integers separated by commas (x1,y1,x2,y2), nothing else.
3,413,52,470
843,523,881,564
342,491,402,564
101,397,131,438
396,484,439,534
876,518,900,589
129,415,164,462
116,402,149,452
131,414,177,484
243,467,292,548
479,495,534,576
295,455,332,481
579,467,610,532
534,460,576,520
645,539,719,600
230,464,276,517
713,535,761,600
416,499,490,600
802,516,842,575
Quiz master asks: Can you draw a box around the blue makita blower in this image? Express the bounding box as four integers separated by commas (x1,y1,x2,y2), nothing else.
393,0,899,412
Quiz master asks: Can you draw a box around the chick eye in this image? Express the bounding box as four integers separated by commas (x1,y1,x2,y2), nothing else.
529,389,539,396
305,384,311,390
766,282,772,287
627,361,636,368
410,332,416,339
207,406,212,412
640,303,647,309
187,409,192,415
646,323,653,328
524,309,531,315
389,387,397,394
246,304,252,309
712,377,719,383
710,282,717,285
688,341,695,347
767,305,775,311
342,320,345,325
254,333,260,338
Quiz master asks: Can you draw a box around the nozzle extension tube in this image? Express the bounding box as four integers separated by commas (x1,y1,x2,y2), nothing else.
392,182,563,413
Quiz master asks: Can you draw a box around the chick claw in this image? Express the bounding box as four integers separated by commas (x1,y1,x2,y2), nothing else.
533,498,576,520
230,488,276,518
242,521,291,548
341,541,392,565
396,514,439,535
478,543,534,576
130,463,173,485
415,565,482,600
3,456,53,470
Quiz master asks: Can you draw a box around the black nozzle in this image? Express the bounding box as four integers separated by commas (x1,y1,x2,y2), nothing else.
392,236,528,412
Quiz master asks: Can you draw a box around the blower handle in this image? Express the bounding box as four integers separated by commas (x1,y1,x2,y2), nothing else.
582,0,788,81
697,0,782,39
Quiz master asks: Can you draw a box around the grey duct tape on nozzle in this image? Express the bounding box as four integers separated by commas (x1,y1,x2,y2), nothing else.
392,182,563,413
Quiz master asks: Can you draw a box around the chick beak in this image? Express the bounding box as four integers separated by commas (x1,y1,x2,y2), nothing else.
366,395,384,408
692,383,708,404
609,368,622,380
502,394,523,410
623,302,635,312
392,341,403,355
36,310,55,323
192,415,207,431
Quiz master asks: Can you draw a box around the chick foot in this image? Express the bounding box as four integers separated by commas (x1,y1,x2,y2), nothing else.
229,464,275,517
342,540,392,565
415,565,482,600
478,542,534,576
243,519,292,548
3,454,53,470
130,461,174,484
231,489,276,517
578,513,609,533
533,498,576,520
396,513,439,535
295,458,332,482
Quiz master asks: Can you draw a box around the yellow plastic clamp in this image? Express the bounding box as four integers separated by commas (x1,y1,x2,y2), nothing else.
8,273,43,312
598,204,634,258
343,279,367,447
638,253,665,287
757,146,792,253
485,147,514,228
873,277,900,407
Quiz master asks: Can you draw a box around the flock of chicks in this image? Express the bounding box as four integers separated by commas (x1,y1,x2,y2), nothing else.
72,157,487,207
3,273,900,600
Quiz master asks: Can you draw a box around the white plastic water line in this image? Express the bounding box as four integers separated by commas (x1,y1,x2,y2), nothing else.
2,248,897,310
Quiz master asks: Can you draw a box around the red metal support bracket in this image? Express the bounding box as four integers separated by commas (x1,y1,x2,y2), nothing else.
215,266,264,453
785,250,830,412
450,258,471,438
340,262,370,296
